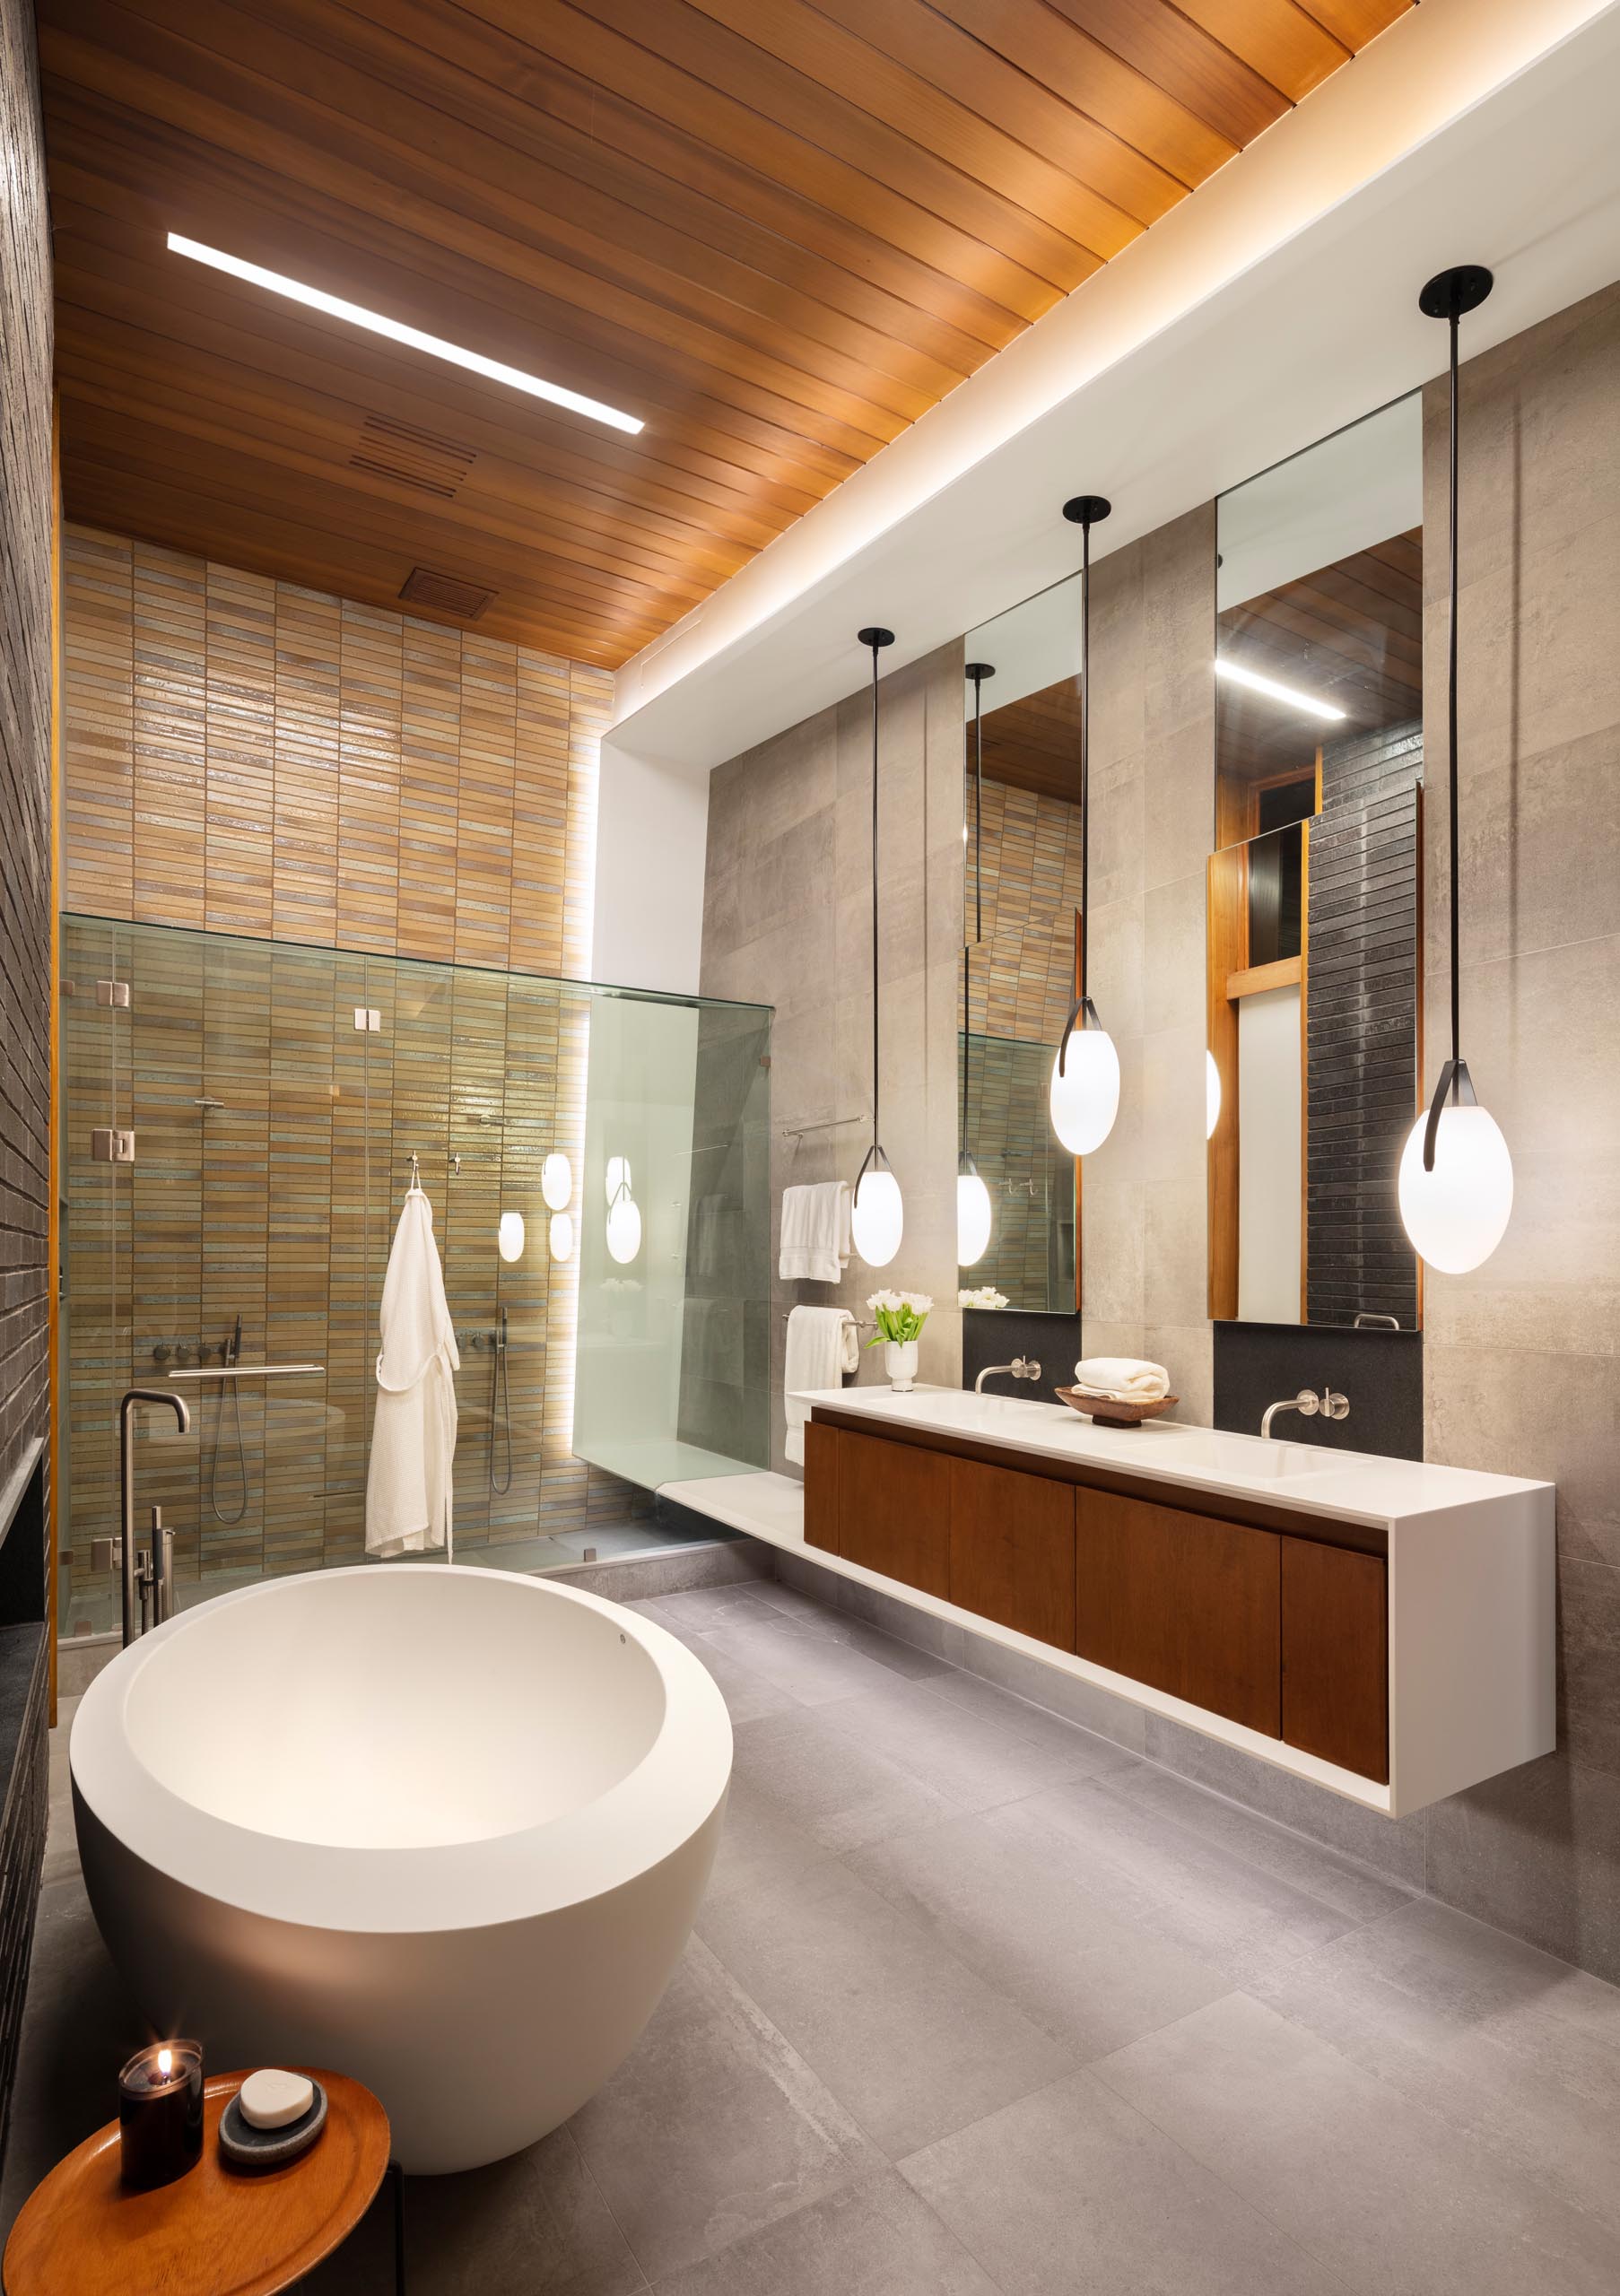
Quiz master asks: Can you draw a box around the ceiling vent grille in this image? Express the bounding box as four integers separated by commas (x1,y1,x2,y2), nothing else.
350,413,476,499
398,567,495,622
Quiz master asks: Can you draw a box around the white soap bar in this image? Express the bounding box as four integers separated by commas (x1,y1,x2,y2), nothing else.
239,2069,315,2129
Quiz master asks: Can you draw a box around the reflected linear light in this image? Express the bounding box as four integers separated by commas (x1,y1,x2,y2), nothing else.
1215,657,1346,721
166,233,645,435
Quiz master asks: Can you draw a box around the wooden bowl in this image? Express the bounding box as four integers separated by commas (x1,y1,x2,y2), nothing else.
1055,1387,1178,1428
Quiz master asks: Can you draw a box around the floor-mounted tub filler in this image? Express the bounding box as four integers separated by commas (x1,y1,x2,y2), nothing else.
70,1565,733,2172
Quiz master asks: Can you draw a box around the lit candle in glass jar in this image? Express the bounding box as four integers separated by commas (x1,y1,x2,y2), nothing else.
118,2039,204,2189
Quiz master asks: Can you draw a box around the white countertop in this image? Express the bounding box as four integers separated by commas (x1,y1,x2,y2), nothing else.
792,1385,1552,1529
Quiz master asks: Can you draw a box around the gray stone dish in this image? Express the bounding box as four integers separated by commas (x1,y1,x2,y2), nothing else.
219,2079,328,2169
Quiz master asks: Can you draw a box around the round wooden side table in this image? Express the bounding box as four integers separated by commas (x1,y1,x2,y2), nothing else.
3,2066,403,2295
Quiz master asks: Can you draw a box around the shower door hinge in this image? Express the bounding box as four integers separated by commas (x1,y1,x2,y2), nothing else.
353,1007,382,1031
91,1127,136,1163
96,978,131,1009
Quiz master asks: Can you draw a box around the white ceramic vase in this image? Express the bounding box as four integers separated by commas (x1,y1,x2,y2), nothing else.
885,1339,919,1392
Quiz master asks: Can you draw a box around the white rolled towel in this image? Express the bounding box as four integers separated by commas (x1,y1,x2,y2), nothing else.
1074,1356,1170,1402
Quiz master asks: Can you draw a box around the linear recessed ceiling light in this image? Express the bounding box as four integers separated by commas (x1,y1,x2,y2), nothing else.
166,232,644,436
1214,657,1346,721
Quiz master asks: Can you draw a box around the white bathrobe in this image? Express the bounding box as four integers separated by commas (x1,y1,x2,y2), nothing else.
366,1188,461,1558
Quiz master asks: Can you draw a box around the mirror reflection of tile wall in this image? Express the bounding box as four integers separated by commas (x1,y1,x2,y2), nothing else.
1209,394,1425,1331
957,635,1084,1311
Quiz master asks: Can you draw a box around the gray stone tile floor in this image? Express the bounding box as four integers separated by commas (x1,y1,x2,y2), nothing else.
7,1570,1620,2292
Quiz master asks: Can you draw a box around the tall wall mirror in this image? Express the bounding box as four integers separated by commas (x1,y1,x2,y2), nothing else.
958,578,1084,1309
1208,394,1425,1330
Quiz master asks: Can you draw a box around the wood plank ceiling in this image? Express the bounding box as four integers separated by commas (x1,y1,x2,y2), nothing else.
1217,528,1424,783
980,679,1084,806
40,0,1413,667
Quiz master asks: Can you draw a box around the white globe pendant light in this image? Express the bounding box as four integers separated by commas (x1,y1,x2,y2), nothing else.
605,1178,642,1265
851,1154,903,1267
548,1210,574,1263
850,627,904,1269
1399,265,1513,1276
496,1210,526,1263
1398,1099,1512,1274
1050,494,1119,1158
541,1152,572,1212
957,662,996,1270
1050,1022,1121,1157
957,1160,993,1266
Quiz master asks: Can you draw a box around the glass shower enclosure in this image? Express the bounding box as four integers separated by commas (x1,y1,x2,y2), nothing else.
59,917,771,1640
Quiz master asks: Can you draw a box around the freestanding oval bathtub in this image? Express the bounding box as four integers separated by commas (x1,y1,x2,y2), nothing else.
72,1565,732,2172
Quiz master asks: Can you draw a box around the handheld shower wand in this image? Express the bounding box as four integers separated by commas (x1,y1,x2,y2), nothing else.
207,1311,249,1525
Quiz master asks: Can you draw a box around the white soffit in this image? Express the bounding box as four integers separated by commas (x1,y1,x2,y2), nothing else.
611,0,1620,771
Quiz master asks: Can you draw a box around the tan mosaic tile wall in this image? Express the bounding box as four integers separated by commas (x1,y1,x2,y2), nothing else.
57,528,655,1622
59,927,635,1621
966,779,1084,1042
62,525,606,976
961,782,1084,1306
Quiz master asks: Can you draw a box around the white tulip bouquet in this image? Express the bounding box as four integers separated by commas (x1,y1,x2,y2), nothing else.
865,1290,932,1347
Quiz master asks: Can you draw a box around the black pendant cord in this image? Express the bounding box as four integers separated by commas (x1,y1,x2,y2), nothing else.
1446,294,1461,1084
1417,264,1492,1170
870,637,880,1159
1057,496,1110,1074
1080,517,1091,1001
962,942,971,1153
962,663,995,1163
855,627,894,1200
972,668,986,946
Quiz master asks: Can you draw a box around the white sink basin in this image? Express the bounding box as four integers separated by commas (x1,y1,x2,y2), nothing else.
1163,1432,1335,1481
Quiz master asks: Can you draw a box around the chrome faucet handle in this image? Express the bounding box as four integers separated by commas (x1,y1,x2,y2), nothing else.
1324,1390,1350,1421
1015,1357,1041,1381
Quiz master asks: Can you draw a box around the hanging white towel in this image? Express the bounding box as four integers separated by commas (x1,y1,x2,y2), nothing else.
780,1182,851,1283
366,1187,461,1558
784,1307,858,1466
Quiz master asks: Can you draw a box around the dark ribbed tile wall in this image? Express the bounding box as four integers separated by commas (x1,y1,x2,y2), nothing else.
0,0,51,1539
0,0,53,2175
1306,718,1422,1330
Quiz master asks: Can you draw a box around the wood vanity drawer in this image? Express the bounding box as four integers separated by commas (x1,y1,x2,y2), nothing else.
949,1457,1076,1651
826,1426,952,1599
1076,1490,1282,1737
1282,1539,1389,1782
803,1422,840,1554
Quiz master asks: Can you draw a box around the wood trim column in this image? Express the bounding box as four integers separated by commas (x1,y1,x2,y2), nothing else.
47,392,61,1725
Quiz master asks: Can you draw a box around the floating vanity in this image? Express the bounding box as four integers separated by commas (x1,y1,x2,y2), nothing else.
791,1387,1554,1818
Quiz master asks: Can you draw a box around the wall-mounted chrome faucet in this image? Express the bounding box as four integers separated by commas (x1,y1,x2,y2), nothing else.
974,1357,1041,1394
1260,1387,1349,1439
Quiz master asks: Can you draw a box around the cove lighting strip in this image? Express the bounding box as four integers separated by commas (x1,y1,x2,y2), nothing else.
1214,657,1346,721
166,233,644,435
